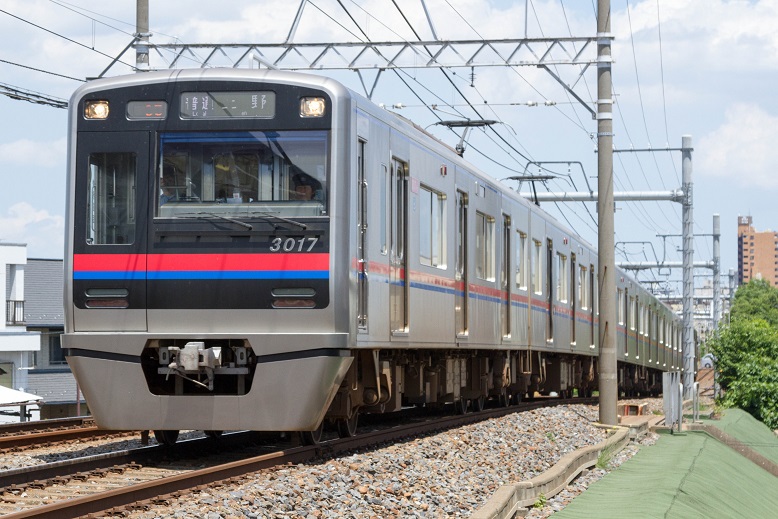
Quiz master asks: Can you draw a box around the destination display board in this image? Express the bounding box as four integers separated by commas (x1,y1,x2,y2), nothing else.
180,92,276,119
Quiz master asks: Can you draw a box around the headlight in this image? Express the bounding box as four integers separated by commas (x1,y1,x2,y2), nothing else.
300,97,326,117
84,100,110,119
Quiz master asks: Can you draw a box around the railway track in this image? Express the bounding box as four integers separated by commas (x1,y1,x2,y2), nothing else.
0,418,136,453
0,398,596,518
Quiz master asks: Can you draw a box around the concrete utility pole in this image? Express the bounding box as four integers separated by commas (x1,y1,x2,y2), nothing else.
597,0,617,426
712,214,721,332
136,0,149,71
681,135,694,399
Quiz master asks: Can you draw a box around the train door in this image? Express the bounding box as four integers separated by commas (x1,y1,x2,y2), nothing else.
546,238,554,343
571,253,577,349
455,190,469,337
502,214,511,339
72,131,150,332
389,158,408,334
357,140,368,332
589,266,596,349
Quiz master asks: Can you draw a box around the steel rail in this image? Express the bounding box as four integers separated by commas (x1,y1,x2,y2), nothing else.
2,398,596,518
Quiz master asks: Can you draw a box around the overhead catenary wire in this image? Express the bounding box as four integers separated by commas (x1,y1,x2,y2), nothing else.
0,8,137,72
19,1,692,287
0,58,84,82
0,82,67,109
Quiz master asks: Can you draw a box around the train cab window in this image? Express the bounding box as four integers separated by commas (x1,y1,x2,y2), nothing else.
156,130,328,218
86,152,136,245
475,212,495,281
419,185,446,268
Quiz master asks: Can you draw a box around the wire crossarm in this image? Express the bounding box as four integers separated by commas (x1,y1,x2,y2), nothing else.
99,36,603,77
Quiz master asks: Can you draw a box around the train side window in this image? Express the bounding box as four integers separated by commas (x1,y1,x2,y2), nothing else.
660,316,665,344
419,185,446,268
475,212,495,281
556,252,567,303
617,289,624,325
532,239,543,294
515,231,527,290
86,152,136,245
579,265,587,309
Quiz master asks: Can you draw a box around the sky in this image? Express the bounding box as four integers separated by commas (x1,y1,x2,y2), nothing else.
1,0,777,299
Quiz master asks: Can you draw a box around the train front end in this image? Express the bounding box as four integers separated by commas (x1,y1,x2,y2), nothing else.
63,70,353,433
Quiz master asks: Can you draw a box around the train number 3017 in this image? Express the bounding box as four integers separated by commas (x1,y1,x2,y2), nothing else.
269,236,319,252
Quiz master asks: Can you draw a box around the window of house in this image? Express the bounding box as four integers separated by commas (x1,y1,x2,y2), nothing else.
49,334,66,365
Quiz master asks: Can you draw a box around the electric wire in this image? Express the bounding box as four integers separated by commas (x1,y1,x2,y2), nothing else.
0,58,84,82
0,8,137,71
0,82,68,109
654,0,680,185
623,0,683,231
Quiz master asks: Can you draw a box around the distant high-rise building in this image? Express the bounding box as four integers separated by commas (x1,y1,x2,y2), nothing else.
737,216,778,286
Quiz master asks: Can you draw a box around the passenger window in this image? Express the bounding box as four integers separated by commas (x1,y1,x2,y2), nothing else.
515,231,527,290
86,152,136,245
419,185,446,268
475,212,495,280
533,239,543,294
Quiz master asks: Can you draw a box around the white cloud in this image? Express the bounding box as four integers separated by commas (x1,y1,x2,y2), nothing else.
614,0,778,72
0,138,66,168
697,103,778,190
0,202,64,259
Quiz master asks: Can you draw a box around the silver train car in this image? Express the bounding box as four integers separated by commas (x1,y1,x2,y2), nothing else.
64,69,682,442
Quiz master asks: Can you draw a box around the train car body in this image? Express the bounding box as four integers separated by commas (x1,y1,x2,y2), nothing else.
64,69,681,437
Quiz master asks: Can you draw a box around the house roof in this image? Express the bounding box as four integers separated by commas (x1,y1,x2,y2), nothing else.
0,385,42,406
24,259,64,327
24,371,82,404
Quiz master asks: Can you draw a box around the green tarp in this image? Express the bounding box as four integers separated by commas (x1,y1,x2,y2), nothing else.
553,409,778,519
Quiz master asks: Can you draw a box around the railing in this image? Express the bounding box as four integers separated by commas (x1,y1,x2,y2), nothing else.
5,300,24,326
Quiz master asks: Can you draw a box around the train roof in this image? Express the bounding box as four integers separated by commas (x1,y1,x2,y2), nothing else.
72,69,666,306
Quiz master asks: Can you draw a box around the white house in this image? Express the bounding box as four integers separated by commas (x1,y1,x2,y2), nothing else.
1,243,40,391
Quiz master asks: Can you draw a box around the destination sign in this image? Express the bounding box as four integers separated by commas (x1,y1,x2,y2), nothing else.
180,91,276,119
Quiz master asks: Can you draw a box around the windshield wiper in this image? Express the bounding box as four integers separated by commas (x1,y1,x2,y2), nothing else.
177,212,253,230
250,211,308,230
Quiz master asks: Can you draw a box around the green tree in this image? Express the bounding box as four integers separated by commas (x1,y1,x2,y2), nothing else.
730,278,778,326
708,279,778,429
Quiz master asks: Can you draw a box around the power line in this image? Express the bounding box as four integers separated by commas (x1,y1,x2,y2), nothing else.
0,83,67,109
0,58,84,82
48,0,136,38
0,8,137,71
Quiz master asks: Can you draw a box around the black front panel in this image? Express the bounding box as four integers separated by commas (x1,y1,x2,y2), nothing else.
146,221,330,309
73,78,333,312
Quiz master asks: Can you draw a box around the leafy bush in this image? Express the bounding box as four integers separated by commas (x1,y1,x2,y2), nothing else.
708,279,778,429
730,279,778,327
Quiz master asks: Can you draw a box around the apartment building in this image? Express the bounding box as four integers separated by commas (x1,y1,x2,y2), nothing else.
737,215,778,286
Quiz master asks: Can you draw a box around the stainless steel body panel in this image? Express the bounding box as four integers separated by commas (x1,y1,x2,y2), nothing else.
68,353,351,431
64,69,681,433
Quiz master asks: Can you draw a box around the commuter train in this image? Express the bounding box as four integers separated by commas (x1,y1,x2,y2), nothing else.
64,69,682,444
